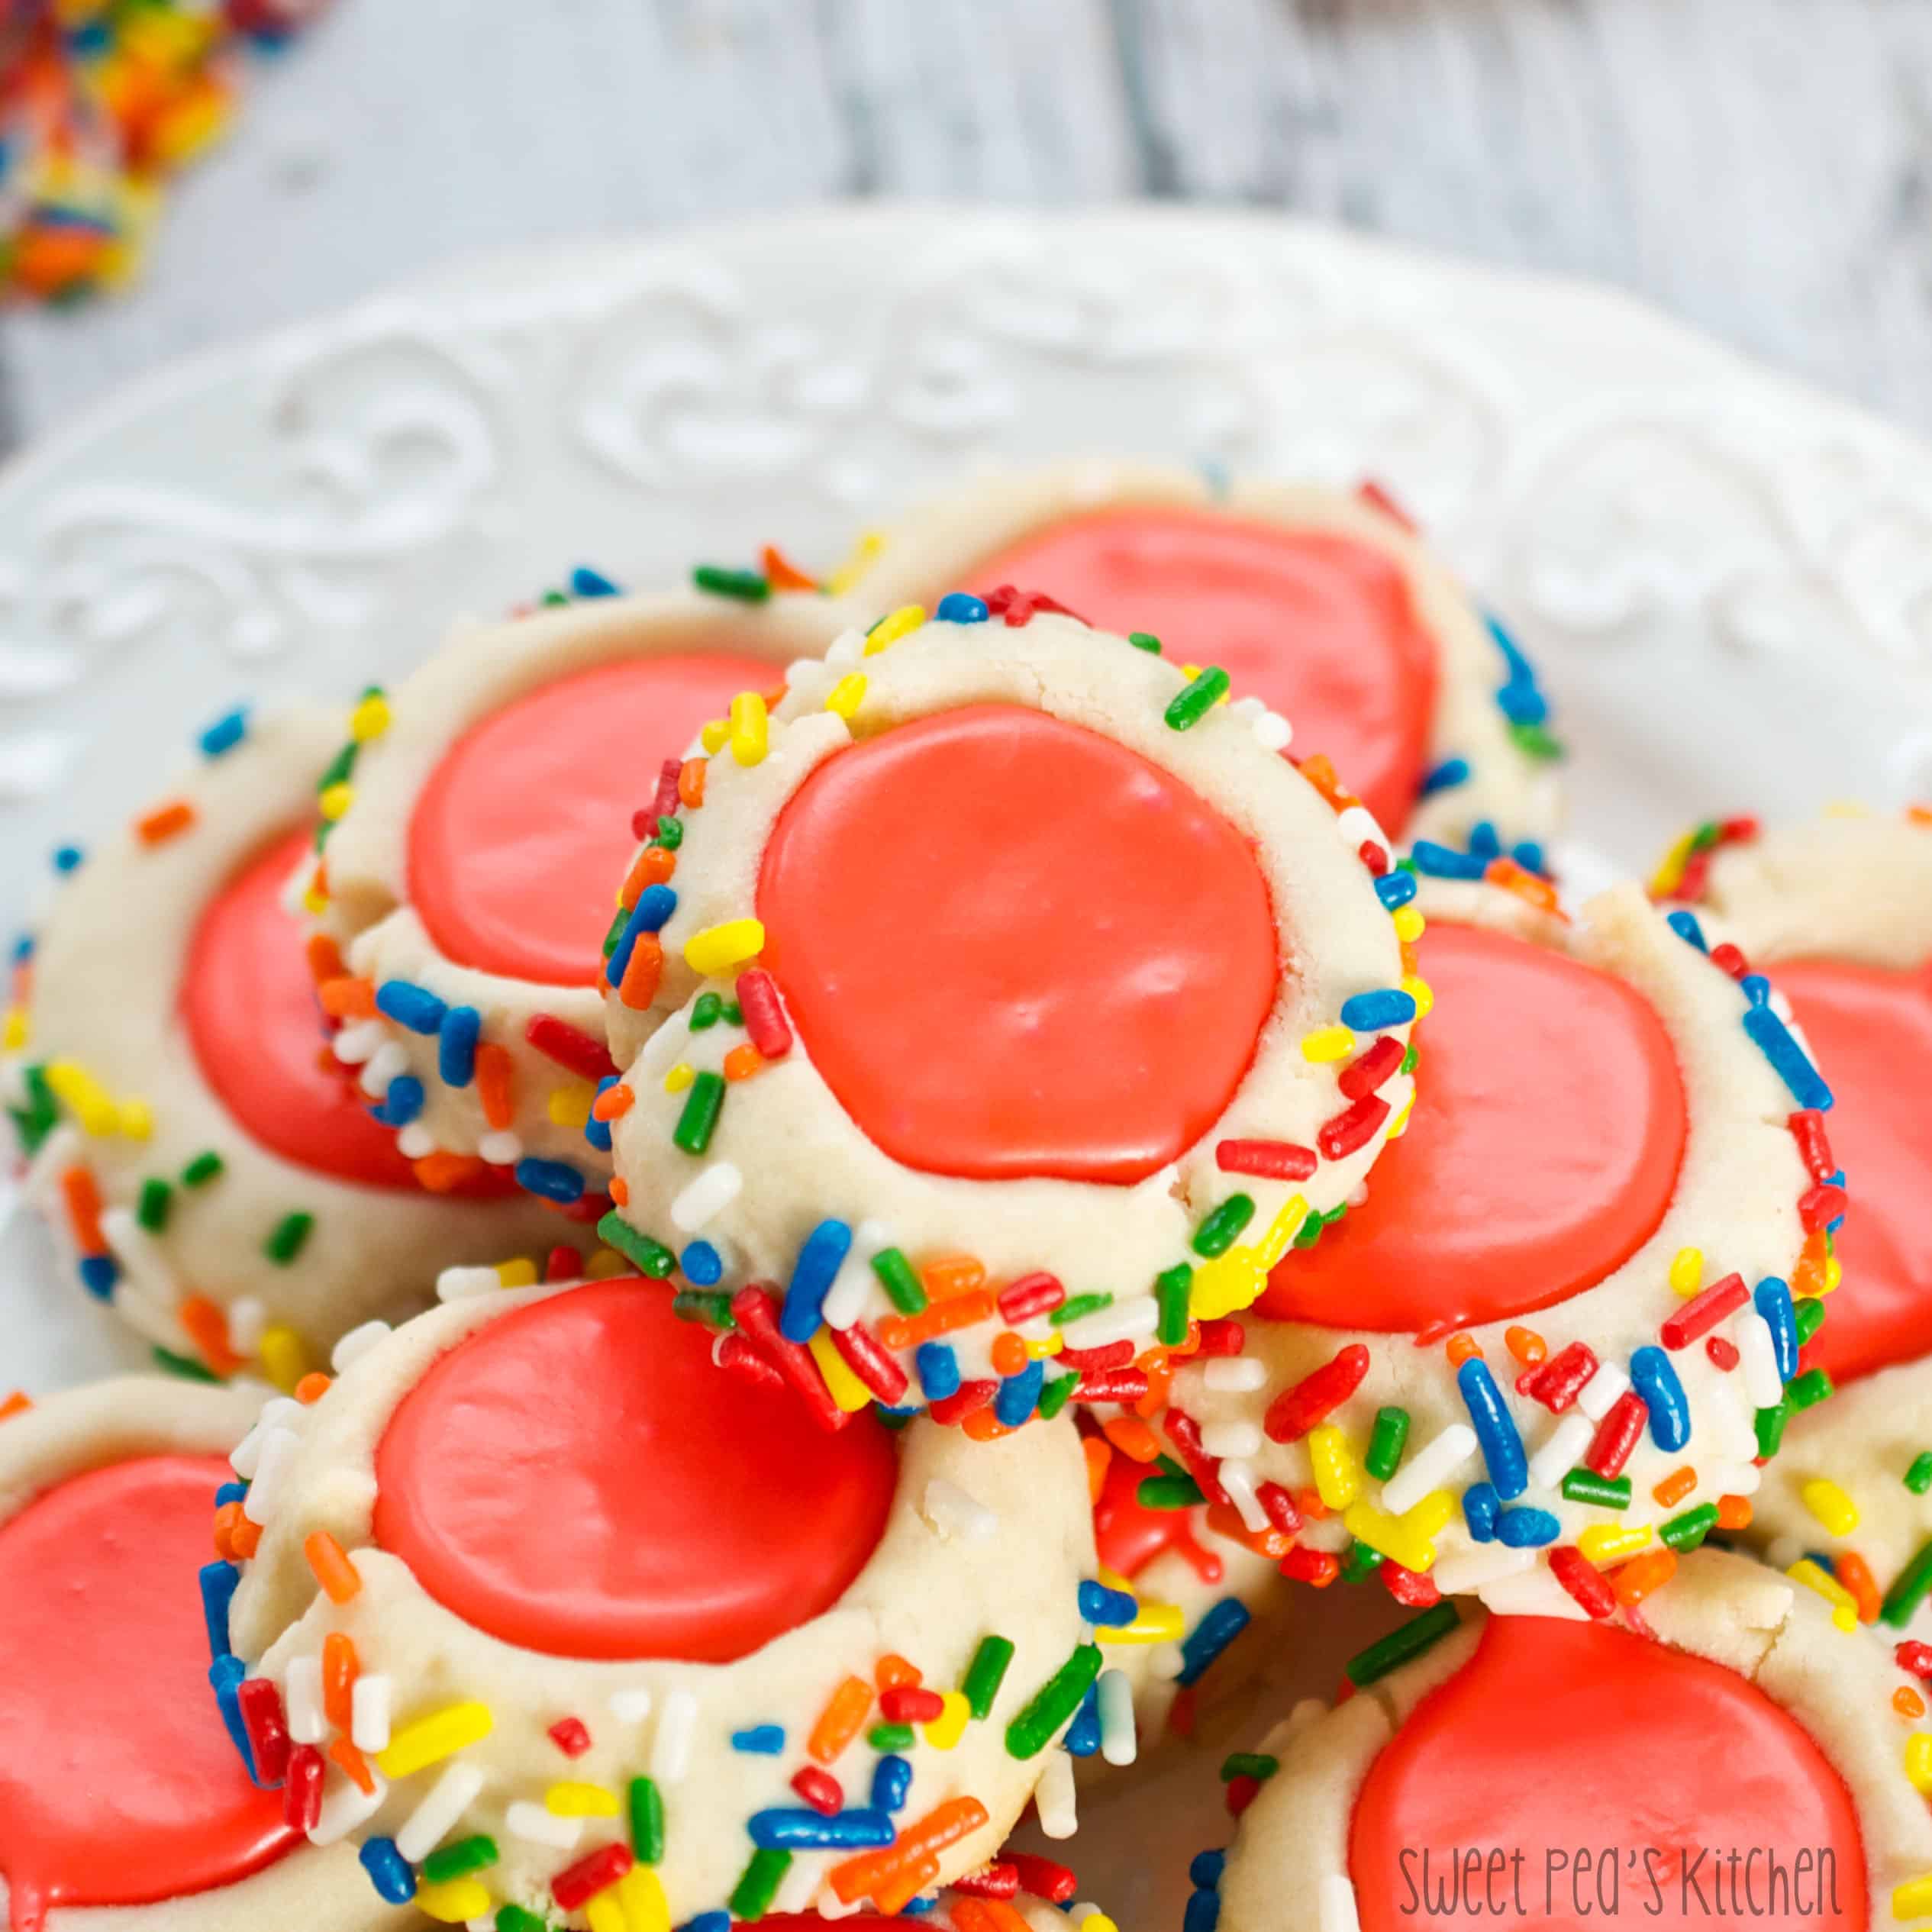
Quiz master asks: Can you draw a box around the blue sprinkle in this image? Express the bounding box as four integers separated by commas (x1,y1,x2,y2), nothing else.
208,1653,256,1779
78,1253,118,1298
916,1341,961,1401
681,1240,724,1287
1063,1683,1101,1757
214,1481,246,1507
607,885,679,990
1629,1345,1692,1453
730,1724,785,1754
1754,1276,1798,1382
1411,840,1488,881
11,934,33,963
199,1560,240,1661
1078,1578,1140,1627
780,1218,853,1342
375,979,447,1034
1666,909,1708,953
1495,1505,1561,1548
747,1808,896,1851
515,1157,585,1205
935,592,990,624
572,564,621,598
198,707,250,757
437,1005,480,1087
369,1074,424,1127
1804,1550,1838,1577
1743,1004,1833,1111
1339,988,1417,1032
1176,1597,1251,1687
585,1076,618,1153
1485,611,1537,685
1374,868,1418,910
872,1755,914,1813
53,844,83,874
1468,821,1502,861
1190,1850,1227,1892
1463,1480,1500,1543
1418,757,1471,798
360,1838,416,1905
1511,840,1546,876
1740,973,1772,1008
679,1917,732,1932
1184,1886,1222,1932
1457,1357,1528,1501
1496,679,1548,727
993,1357,1045,1427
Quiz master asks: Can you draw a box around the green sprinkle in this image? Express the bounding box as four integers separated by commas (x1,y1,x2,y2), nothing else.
689,992,724,1031
1399,1043,1418,1076
1220,1753,1279,1783
1345,1601,1460,1688
1754,1399,1790,1459
1153,1454,1189,1480
1164,666,1230,731
264,1211,313,1265
672,1289,734,1328
1340,1540,1383,1584
1785,1366,1834,1412
496,1908,548,1932
1050,1292,1113,1327
602,902,629,958
1004,1643,1101,1759
1882,1539,1932,1627
721,1002,743,1026
1136,1473,1204,1511
315,741,356,793
1127,631,1162,653
694,565,771,604
961,1634,1015,1718
11,1065,56,1153
541,589,569,606
152,1344,221,1383
422,1835,498,1884
876,1407,914,1432
1365,1406,1411,1482
1154,1263,1193,1346
1036,1372,1077,1421
729,1847,792,1919
869,1247,927,1314
1292,1211,1327,1250
1905,1453,1932,1497
181,1150,224,1188
1560,1469,1632,1510
867,1722,915,1751
1192,1194,1255,1259
1508,720,1564,762
136,1176,173,1233
672,1071,726,1155
597,1210,677,1279
627,1776,664,1864
1688,821,1723,853
654,814,683,850
1794,1296,1826,1345
1659,1502,1719,1552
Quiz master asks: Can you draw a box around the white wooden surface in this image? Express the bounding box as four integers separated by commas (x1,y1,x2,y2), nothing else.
5,0,1932,447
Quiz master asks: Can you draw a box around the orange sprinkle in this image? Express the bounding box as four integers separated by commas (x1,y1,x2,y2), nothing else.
212,1498,247,1559
874,1653,921,1692
0,1391,31,1424
322,1630,359,1731
1715,1493,1753,1532
807,1675,872,1765
1400,939,1420,979
59,1166,105,1255
328,1737,376,1795
591,1083,635,1124
762,543,818,592
414,1151,485,1195
1837,1549,1882,1624
920,1255,986,1301
475,1043,516,1131
1205,1501,1292,1563
1296,753,1350,812
304,1530,363,1605
136,798,196,845
1897,1687,1927,1720
1910,804,1932,828
316,976,378,1021
294,1372,333,1405
610,1176,630,1208
1610,1548,1676,1606
1137,1352,1176,1419
678,757,707,809
1485,856,1564,916
305,933,347,986
1295,1485,1329,1521
878,1291,995,1352
1504,1326,1547,1366
178,1295,245,1375
1082,1436,1112,1503
872,1852,943,1917
830,1797,988,1904
960,1408,1014,1443
228,1514,262,1560
722,1043,763,1082
989,1331,1027,1377
618,932,663,1011
1445,1334,1482,1368
1793,1228,1834,1299
621,843,676,909
1651,1466,1697,1509
1101,1414,1163,1464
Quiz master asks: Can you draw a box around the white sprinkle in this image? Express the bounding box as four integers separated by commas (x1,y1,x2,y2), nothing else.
1252,710,1292,753
331,1019,386,1066
1319,1874,1362,1932
1096,1667,1137,1767
1430,1544,1534,1598
359,1041,408,1099
397,1123,435,1160
813,1888,865,1921
21,1124,80,1209
1480,1566,1588,1621
636,1011,691,1082
1016,1902,1066,1932
853,1220,892,1260
226,1296,267,1355
1706,1460,1761,1498
331,1320,392,1374
1381,1423,1477,1518
479,1130,523,1166
308,1765,388,1846
1336,804,1388,854
1056,1298,1159,1353
608,1687,653,1725
1201,1420,1263,1461
919,1479,998,1543
1527,1414,1594,1492
1576,1361,1630,1422
396,1761,486,1862
670,1162,743,1233
285,1654,326,1743
1203,1354,1268,1394
1069,1907,1111,1929
506,1799,584,1850
1217,1459,1270,1535
1035,1748,1078,1839
650,1688,698,1784
1737,1313,1784,1408
437,1266,505,1302
825,627,866,669
773,1854,821,1915
350,1673,392,1752
0,1057,25,1108
227,1421,264,1481
98,1206,179,1314
820,1256,871,1332
1765,1533,1808,1571
1703,1378,1756,1463
242,1427,302,1524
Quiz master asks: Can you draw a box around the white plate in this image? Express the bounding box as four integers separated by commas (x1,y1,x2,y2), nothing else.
4,202,1929,1925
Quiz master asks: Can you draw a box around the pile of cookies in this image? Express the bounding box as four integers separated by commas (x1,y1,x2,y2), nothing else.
5,460,1930,1932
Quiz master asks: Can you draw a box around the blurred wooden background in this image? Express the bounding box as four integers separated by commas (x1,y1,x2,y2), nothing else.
5,0,1932,447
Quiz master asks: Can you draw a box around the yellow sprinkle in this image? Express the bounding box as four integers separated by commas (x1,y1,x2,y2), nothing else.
1894,1872,1932,1921
617,1864,670,1932
683,918,765,976
921,1688,971,1750
663,1063,695,1094
1023,1332,1064,1359
117,1096,153,1140
45,1060,118,1136
1308,1424,1361,1511
699,717,731,754
546,1781,621,1817
727,691,769,767
1787,1558,1859,1633
586,1895,627,1932
2,1007,27,1053
1079,1917,1121,1932
1908,1735,1932,1795
1300,1024,1355,1063
318,781,354,824
1647,829,1698,899
824,672,869,721
1668,1247,1702,1298
547,1082,595,1130
302,883,329,917
1096,1601,1185,1645
1579,1524,1652,1566
1819,1256,1844,1295
1801,1478,1860,1537
862,603,927,656
586,1247,631,1279
1188,1195,1309,1321
350,693,392,742
1823,798,1870,819
1096,1563,1135,1594
375,1700,493,1779
495,1257,540,1289
1386,1091,1416,1141
1392,906,1425,943
416,1878,492,1924
258,1325,308,1394
808,1327,872,1413
825,529,885,598
1343,1490,1454,1574
1401,975,1434,1020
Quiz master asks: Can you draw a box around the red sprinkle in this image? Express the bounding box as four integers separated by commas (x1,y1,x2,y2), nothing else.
283,1743,324,1831
1789,1109,1836,1182
1263,1344,1371,1443
1226,1774,1262,1817
1257,1481,1302,1535
1056,1340,1134,1372
736,968,794,1060
1358,840,1390,876
649,758,683,824
1279,1545,1339,1587
525,1014,619,1083
1163,1408,1230,1509
1072,1369,1150,1404
1585,1391,1649,1479
553,1843,634,1911
1195,1319,1246,1356
831,1321,911,1405
1008,1853,1079,1904
1708,940,1750,980
929,1380,998,1427
1380,1560,1440,1608
1318,1094,1390,1163
547,1718,592,1758
730,1286,850,1434
714,1332,785,1390
1659,1272,1748,1350
1550,1546,1617,1618
1516,1341,1599,1413
1357,478,1417,531
237,1676,291,1786
983,584,1089,628
1798,1182,1847,1233
1897,1640,1932,1679
545,1245,582,1283
952,1864,1020,1900
792,1766,843,1816
1338,1035,1405,1102
1214,1137,1318,1182
879,1686,945,1724
1705,1336,1740,1371
996,1272,1066,1325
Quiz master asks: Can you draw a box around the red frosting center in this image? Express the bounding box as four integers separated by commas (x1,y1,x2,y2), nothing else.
0,1456,296,1931
1778,956,1932,1385
1260,921,1686,1332
409,652,779,987
966,506,1440,833
373,1281,899,1663
182,827,426,1190
756,702,1279,1185
1350,1615,1867,1931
